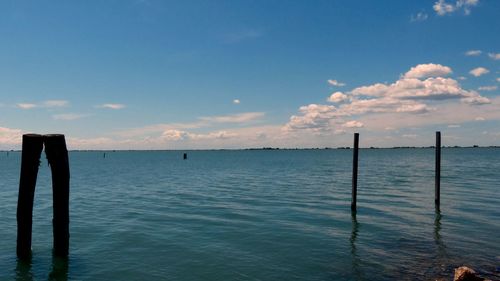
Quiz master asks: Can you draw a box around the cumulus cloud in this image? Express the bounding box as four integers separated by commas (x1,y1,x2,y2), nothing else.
478,86,498,91
469,67,489,77
284,63,490,133
161,129,191,141
488,53,500,60
352,76,481,102
283,104,342,132
343,121,363,128
465,50,482,56
403,63,452,79
410,12,428,22
0,126,23,146
327,92,349,103
433,0,479,16
233,99,240,104
97,103,126,110
461,94,491,105
497,78,500,83
327,79,346,87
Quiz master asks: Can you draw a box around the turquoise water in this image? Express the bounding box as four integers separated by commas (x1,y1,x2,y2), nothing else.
0,149,499,280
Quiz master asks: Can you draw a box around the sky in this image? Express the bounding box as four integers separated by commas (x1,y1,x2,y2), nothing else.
1,0,499,149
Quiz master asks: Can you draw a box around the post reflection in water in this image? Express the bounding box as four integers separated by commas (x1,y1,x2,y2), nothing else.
350,210,362,280
434,208,447,260
48,254,68,281
15,258,33,281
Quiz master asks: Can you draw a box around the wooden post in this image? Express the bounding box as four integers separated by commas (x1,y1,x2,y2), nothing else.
17,134,44,259
183,153,187,160
351,133,359,212
44,134,70,257
435,131,441,207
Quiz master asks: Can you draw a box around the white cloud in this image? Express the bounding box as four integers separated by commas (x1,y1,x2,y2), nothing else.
16,103,37,109
465,50,482,56
461,94,491,105
233,99,240,104
159,129,239,142
457,76,467,80
352,76,480,102
52,113,88,121
342,120,364,128
343,97,432,114
488,53,500,60
284,63,491,133
433,0,455,15
403,63,452,79
410,12,428,22
497,78,500,83
469,67,489,77
350,83,389,97
475,116,485,121
199,112,265,123
327,92,348,103
161,129,191,141
97,103,126,110
0,126,23,147
16,100,69,109
478,86,498,91
116,112,266,139
327,79,346,87
433,0,479,16
283,104,341,132
43,100,68,107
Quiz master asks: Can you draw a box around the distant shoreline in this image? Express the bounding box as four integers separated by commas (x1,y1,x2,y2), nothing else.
1,145,499,152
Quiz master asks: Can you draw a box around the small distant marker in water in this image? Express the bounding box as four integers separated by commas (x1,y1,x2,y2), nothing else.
183,153,187,160
103,152,106,158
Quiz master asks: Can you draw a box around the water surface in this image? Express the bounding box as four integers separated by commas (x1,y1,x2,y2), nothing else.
1,149,499,280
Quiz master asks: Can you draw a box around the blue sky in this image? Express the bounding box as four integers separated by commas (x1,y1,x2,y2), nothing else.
1,0,499,149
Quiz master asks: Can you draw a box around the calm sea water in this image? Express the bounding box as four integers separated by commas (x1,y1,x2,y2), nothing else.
0,149,499,281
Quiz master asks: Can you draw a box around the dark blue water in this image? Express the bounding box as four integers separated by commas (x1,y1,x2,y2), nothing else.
1,149,499,280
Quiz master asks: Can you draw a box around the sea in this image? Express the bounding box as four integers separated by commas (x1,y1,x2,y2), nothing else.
0,148,499,281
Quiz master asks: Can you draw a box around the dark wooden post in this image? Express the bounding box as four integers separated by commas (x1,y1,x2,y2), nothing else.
351,133,359,212
183,153,187,160
435,131,441,207
44,134,70,257
17,134,44,259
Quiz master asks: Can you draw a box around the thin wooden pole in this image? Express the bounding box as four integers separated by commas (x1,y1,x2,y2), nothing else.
17,134,44,259
435,131,441,207
351,133,359,212
44,134,70,257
